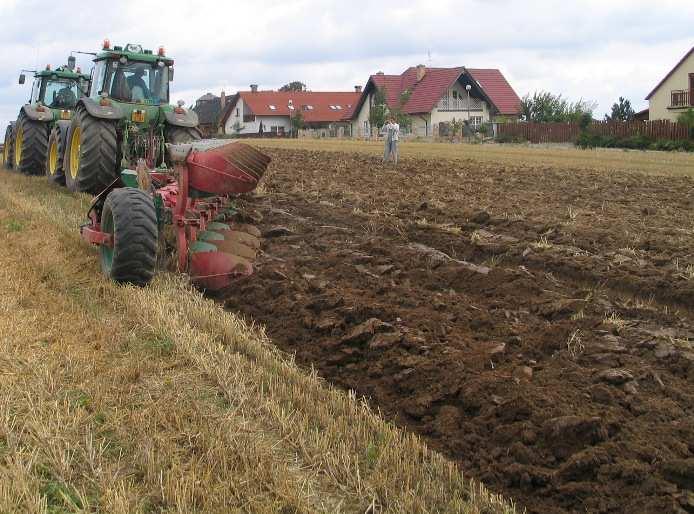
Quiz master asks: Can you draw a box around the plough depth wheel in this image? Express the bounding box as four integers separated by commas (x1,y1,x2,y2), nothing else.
100,187,158,286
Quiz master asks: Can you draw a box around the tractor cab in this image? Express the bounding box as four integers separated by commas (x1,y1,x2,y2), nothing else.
90,41,173,108
20,61,90,119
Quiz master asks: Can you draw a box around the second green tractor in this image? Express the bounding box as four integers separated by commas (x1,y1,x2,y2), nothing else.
4,59,89,181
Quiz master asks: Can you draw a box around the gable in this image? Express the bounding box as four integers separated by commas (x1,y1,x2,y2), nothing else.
645,46,694,100
347,66,521,119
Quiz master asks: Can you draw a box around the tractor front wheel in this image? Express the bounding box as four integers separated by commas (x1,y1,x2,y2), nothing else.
100,187,158,286
3,124,14,170
14,113,48,175
65,107,118,194
46,124,68,186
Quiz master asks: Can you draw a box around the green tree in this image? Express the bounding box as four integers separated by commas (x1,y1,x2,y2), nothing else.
521,91,596,122
605,97,635,122
279,81,307,92
290,109,304,137
369,87,388,130
678,108,694,138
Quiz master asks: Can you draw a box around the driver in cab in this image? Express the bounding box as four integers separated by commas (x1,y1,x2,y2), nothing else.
127,65,150,102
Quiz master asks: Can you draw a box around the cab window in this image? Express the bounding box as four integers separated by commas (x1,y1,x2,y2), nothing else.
42,79,81,108
94,59,170,104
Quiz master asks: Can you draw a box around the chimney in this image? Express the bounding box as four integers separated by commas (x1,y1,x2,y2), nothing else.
250,84,258,93
355,85,362,93
220,90,226,108
416,64,426,82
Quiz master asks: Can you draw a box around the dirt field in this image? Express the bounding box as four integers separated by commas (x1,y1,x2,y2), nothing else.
220,141,694,513
0,169,514,513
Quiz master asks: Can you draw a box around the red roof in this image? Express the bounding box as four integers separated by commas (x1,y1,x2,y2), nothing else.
645,46,694,100
353,66,521,117
224,91,361,124
467,69,522,115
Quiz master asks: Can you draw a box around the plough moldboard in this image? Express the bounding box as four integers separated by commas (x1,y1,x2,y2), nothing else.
80,140,271,291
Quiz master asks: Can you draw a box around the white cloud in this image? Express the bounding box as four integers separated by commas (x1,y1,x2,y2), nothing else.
0,0,692,128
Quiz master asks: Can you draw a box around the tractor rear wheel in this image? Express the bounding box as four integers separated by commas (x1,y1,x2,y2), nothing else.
3,124,14,170
14,113,48,175
100,187,158,286
65,107,118,194
45,124,68,186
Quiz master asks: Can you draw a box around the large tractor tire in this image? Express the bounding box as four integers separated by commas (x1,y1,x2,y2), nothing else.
164,125,202,166
100,187,158,286
64,107,118,194
165,125,203,144
45,122,70,186
14,113,49,175
3,123,14,170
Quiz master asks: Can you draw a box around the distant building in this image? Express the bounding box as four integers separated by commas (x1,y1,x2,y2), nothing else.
192,91,227,136
346,65,522,137
220,86,361,136
645,46,693,122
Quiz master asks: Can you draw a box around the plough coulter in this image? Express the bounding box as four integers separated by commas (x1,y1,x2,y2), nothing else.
80,140,270,290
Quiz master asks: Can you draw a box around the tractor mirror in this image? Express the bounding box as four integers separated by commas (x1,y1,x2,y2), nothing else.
18,74,25,85
169,67,174,81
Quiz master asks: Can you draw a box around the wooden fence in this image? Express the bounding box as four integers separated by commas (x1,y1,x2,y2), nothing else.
497,120,691,144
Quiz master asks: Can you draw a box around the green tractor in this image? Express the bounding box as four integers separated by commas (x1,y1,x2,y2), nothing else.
4,58,90,182
64,41,202,194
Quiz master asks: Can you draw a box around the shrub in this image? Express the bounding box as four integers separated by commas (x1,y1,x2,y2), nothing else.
577,133,693,152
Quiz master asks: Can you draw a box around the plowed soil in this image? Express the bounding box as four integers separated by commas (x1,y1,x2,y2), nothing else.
222,148,694,514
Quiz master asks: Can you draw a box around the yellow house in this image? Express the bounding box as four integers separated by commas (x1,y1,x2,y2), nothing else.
646,46,693,121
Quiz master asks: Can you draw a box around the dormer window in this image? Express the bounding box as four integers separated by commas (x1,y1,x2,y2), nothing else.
268,105,276,110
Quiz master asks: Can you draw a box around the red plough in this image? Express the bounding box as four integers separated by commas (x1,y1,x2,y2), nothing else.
80,141,271,291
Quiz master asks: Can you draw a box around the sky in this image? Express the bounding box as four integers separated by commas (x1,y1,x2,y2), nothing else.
1,0,692,129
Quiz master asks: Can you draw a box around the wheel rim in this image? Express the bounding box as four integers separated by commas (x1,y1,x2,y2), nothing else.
69,127,81,180
14,126,23,167
48,139,58,175
100,207,114,275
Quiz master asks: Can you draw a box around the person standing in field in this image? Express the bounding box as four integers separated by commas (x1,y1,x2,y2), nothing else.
381,117,400,165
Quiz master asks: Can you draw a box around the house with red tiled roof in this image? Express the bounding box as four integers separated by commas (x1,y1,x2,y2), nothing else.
347,65,521,137
645,45,693,121
220,85,361,136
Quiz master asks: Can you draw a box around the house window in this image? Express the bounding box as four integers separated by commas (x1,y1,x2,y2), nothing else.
235,108,239,117
470,116,483,127
452,90,458,99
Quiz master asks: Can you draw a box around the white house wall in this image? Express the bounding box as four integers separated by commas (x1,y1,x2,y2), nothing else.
351,92,374,137
648,52,694,121
224,97,245,134
430,101,490,126
224,98,291,135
